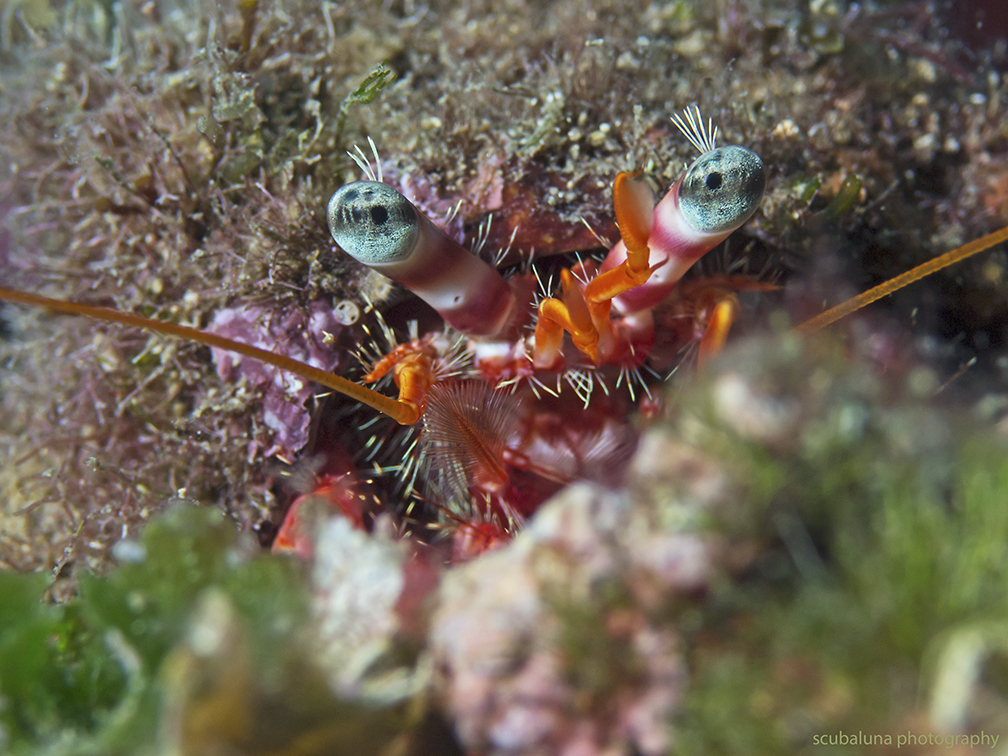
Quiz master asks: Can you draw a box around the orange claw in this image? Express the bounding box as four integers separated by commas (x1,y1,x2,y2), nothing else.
613,171,654,254
534,295,582,369
391,353,433,425
560,269,599,359
533,269,605,368
531,171,661,369
363,341,437,425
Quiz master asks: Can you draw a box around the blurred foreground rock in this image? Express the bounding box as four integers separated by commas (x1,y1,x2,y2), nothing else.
428,427,737,755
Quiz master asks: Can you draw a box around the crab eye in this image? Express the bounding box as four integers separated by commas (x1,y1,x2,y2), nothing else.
325,179,518,338
678,146,765,234
327,181,419,264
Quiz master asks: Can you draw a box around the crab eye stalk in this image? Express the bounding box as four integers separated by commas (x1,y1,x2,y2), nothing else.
601,140,767,315
327,181,517,338
678,146,766,234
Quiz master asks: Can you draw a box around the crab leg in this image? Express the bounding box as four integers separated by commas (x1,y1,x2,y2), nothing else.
535,268,605,367
696,297,739,368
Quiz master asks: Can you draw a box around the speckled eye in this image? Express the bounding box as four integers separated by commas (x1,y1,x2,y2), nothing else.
327,181,419,265
678,146,765,234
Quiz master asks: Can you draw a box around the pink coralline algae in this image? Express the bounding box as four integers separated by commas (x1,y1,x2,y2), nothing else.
209,302,344,458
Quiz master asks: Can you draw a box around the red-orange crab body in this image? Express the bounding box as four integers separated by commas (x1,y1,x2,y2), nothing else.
323,110,767,554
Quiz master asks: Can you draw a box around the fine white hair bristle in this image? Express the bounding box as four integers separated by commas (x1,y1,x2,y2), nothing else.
347,135,383,182
671,105,718,155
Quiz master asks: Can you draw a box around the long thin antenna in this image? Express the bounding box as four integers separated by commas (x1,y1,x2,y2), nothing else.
0,286,418,425
794,224,1008,334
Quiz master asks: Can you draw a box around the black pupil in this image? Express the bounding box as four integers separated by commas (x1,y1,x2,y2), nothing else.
705,172,723,191
370,205,389,225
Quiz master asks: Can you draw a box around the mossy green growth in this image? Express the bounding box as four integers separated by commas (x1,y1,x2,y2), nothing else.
0,571,126,748
334,62,396,142
817,439,1008,663
0,505,314,755
672,337,1008,753
76,505,307,675
787,171,823,205
676,651,784,756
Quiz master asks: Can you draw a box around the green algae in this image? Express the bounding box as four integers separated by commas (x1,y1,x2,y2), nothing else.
552,578,645,704
0,505,420,756
335,62,396,138
818,175,863,223
0,570,126,749
671,337,1008,753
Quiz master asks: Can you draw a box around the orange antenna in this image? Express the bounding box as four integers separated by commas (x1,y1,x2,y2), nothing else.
0,286,418,425
794,224,1008,335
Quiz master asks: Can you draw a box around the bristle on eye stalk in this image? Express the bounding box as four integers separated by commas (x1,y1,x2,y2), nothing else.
671,105,718,155
419,380,518,502
347,136,383,183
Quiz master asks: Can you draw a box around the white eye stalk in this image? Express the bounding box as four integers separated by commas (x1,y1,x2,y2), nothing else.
327,181,517,338
600,106,766,314
328,109,766,380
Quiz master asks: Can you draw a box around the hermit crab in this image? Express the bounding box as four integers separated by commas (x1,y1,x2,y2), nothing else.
2,106,1006,560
